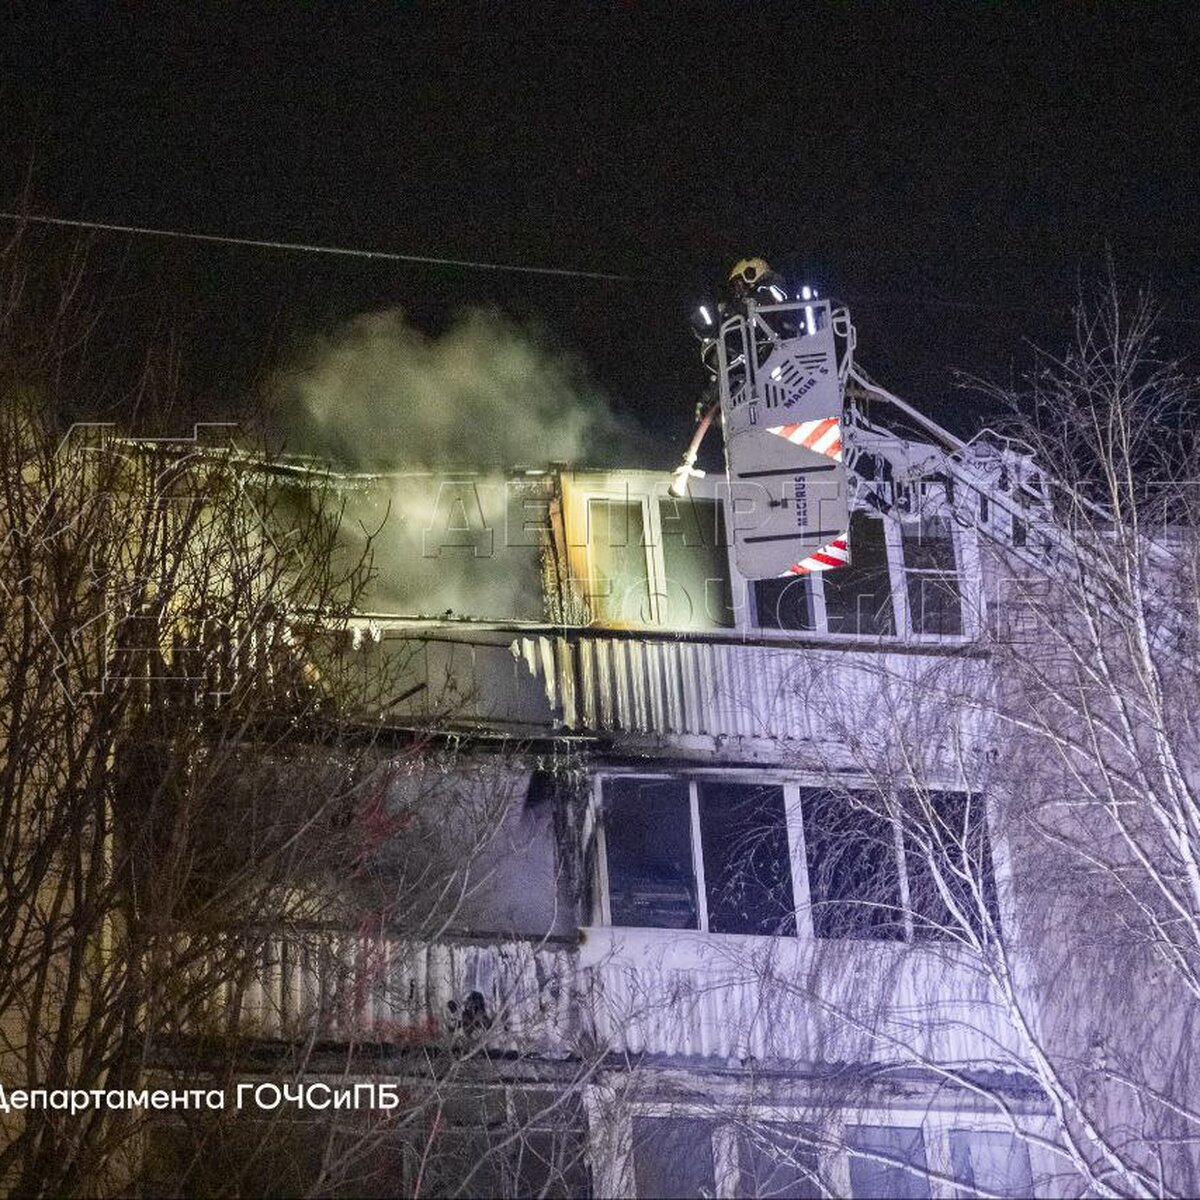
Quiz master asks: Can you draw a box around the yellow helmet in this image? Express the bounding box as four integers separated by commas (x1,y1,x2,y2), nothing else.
728,257,772,290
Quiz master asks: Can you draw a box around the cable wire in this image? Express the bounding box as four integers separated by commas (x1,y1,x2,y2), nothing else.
0,210,638,283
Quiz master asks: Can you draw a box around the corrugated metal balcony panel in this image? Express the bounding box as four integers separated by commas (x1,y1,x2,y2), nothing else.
172,930,1023,1072
206,935,581,1056
511,633,988,750
579,931,1027,1070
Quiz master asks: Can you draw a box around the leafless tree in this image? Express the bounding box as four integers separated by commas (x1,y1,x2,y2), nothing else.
733,282,1200,1198
0,226,606,1199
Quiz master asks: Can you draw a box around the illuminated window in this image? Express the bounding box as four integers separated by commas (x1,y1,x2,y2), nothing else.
583,490,734,630
588,498,652,625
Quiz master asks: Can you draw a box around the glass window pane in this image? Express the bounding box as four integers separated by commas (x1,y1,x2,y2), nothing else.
906,573,963,636
737,1124,822,1198
632,1117,715,1199
949,1130,1033,1199
753,575,815,631
847,1125,930,1199
510,1128,591,1199
660,497,735,629
698,782,796,936
823,512,895,636
603,778,698,929
589,499,651,624
904,793,1001,941
902,516,963,636
801,790,904,940
901,516,958,572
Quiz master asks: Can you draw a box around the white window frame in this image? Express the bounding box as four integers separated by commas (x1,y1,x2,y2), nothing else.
565,470,982,643
593,769,1001,949
888,490,983,643
592,770,814,941
603,1097,1055,1200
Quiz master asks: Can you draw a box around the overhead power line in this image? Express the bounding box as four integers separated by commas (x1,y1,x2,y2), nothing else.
0,210,637,283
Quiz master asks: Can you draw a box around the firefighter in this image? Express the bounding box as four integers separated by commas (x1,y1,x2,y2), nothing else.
725,256,788,307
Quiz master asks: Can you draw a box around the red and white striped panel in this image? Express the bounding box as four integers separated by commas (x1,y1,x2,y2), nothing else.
768,417,843,462
783,533,850,575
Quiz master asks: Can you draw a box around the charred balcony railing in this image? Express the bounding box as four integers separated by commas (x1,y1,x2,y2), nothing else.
147,925,1029,1075
348,621,988,749
151,929,582,1056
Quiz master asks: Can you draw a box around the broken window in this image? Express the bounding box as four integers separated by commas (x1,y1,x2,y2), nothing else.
948,1129,1033,1199
901,515,962,636
903,792,1001,941
659,496,736,628
847,1125,931,1199
603,777,698,929
698,781,796,936
588,498,652,625
601,777,796,935
801,789,904,940
631,1117,716,1199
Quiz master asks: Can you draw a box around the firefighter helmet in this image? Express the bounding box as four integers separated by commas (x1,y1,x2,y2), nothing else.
728,257,772,291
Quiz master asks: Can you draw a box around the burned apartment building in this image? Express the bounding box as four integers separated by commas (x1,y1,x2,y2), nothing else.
6,296,1193,1199
126,395,1090,1198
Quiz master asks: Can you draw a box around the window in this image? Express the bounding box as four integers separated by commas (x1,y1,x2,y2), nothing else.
575,476,977,641
902,792,1000,941
631,1117,821,1200
588,498,652,625
599,776,999,946
419,1088,589,1199
753,573,815,631
618,1111,1038,1200
601,777,795,936
801,789,905,940
583,490,734,630
700,780,797,936
901,515,962,636
603,777,698,929
822,511,896,635
631,1117,716,1199
949,1130,1033,1199
660,496,735,628
847,1125,931,1199
752,511,894,636
737,1125,822,1198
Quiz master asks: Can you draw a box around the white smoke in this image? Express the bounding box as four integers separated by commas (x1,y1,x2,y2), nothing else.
268,307,640,469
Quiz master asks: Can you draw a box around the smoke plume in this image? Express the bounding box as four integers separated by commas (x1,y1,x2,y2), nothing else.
268,308,639,469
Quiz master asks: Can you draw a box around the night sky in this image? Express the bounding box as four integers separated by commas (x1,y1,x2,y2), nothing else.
3,4,1198,461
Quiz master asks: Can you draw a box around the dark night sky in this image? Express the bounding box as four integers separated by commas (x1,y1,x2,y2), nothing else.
3,3,1199,461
